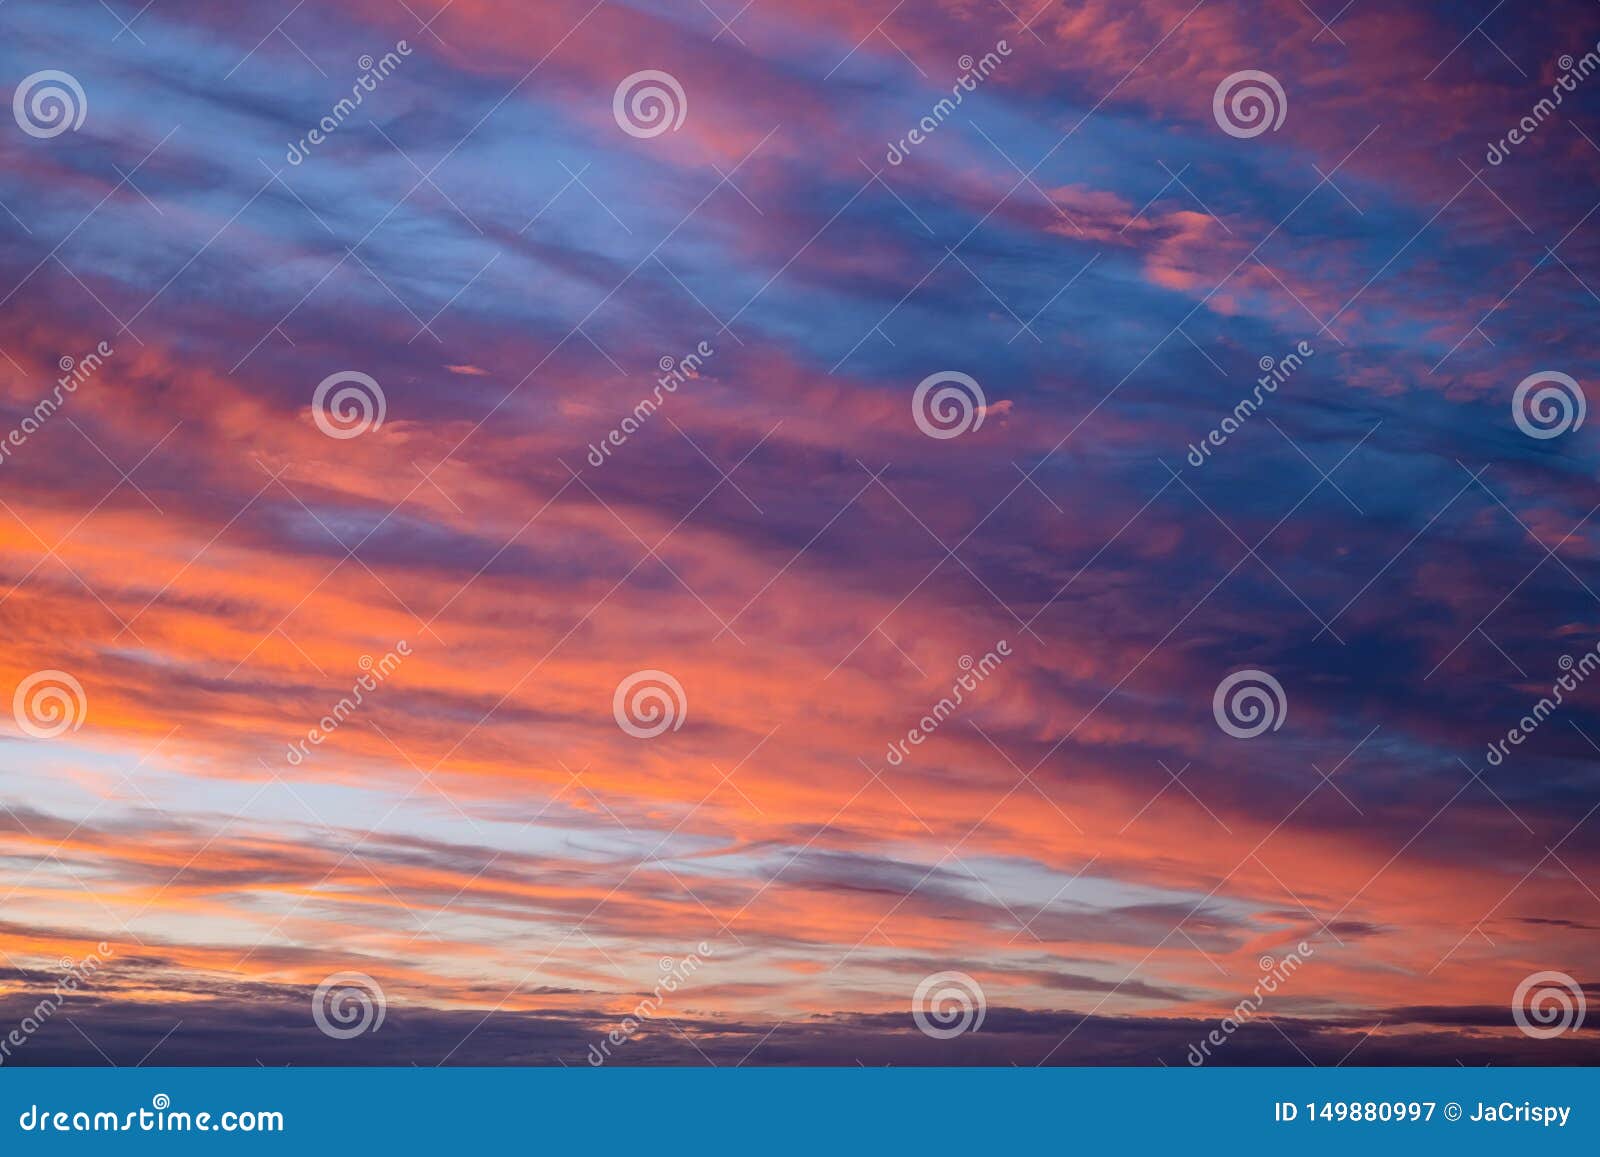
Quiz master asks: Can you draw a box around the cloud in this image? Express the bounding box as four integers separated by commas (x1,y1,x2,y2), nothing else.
0,0,1597,1065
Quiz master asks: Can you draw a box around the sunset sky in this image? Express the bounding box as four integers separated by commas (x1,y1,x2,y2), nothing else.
1,0,1599,1065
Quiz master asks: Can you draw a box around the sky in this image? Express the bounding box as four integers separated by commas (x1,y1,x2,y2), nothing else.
0,0,1598,1066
